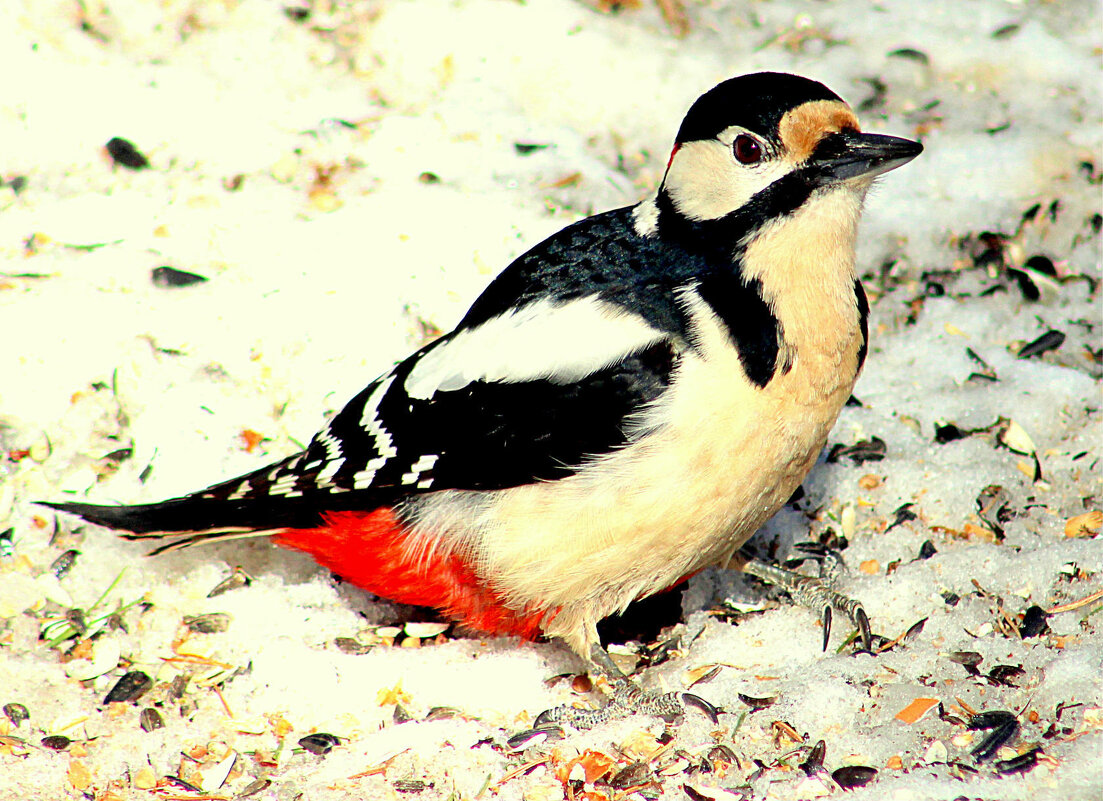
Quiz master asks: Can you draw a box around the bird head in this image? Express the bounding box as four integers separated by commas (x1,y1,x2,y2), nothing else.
656,72,922,235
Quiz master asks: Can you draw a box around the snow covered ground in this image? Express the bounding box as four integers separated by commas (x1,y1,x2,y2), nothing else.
1,1,1100,799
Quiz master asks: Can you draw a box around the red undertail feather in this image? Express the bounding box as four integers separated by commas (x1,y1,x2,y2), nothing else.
272,508,555,640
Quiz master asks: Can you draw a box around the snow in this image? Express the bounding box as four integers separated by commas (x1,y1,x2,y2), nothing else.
1,0,1100,799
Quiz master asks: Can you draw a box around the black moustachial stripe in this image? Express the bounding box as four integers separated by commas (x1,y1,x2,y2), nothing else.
654,167,820,265
854,279,869,370
695,271,782,388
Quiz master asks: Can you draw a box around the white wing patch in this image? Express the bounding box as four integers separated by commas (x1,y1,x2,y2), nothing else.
631,196,659,237
403,295,667,400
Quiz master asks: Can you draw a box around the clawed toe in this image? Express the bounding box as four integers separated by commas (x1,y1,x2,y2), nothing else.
741,550,872,650
528,685,718,732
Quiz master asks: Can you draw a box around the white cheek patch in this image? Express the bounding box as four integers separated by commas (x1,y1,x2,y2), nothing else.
663,136,790,222
403,296,667,400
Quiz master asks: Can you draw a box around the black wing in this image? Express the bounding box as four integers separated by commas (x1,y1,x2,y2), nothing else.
45,207,693,534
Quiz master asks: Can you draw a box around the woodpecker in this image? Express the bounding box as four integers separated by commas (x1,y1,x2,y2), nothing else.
45,72,921,723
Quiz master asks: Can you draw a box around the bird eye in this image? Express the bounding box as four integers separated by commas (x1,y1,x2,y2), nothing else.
733,134,763,165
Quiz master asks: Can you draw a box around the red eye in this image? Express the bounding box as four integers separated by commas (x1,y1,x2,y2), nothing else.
733,134,762,165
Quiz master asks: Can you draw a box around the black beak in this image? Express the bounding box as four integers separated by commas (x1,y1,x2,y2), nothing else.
811,130,923,184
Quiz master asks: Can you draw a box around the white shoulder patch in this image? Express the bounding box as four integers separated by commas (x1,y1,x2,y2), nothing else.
631,196,660,237
404,295,667,400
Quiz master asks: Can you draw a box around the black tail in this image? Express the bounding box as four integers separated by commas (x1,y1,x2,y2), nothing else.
39,452,336,540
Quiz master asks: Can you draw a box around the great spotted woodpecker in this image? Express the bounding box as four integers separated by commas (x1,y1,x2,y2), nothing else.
46,72,921,724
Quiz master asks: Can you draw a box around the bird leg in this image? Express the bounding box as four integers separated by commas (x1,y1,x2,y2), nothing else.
531,643,717,731
733,543,872,652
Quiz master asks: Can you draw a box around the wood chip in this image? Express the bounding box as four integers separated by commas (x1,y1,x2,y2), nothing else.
895,697,939,724
1065,510,1102,538
68,759,92,790
132,766,157,790
683,664,722,687
858,474,882,490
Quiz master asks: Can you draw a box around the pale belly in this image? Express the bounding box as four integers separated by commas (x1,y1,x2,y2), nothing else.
406,299,863,654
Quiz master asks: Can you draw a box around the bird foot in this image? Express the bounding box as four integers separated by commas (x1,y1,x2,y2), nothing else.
740,543,872,651
531,677,718,731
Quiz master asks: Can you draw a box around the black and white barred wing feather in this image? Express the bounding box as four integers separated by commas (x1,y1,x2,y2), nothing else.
43,283,682,539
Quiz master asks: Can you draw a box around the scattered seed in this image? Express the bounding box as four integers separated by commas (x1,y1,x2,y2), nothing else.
105,137,149,169
424,706,460,721
609,760,652,789
942,592,961,606
183,613,232,634
987,665,1025,687
393,705,413,724
856,77,887,112
684,664,721,687
737,693,777,711
971,715,1019,762
1017,330,1065,359
1009,255,1058,301
514,142,550,155
334,637,372,655
903,617,928,641
771,720,802,746
995,747,1040,775
886,504,917,532
571,674,593,693
51,549,79,579
139,707,164,732
41,735,71,751
170,675,189,699
238,778,272,798
65,608,88,636
947,651,983,669
166,776,203,792
965,348,999,382
1020,605,1050,638
832,765,877,788
934,423,967,443
202,751,238,792
298,733,341,755
506,726,563,751
936,702,967,727
152,266,208,288
917,540,937,559
3,703,29,727
207,567,253,597
403,621,449,639
976,484,1012,536
888,47,929,64
683,693,720,723
827,436,886,465
1055,701,1083,721
104,671,153,704
393,779,430,793
799,740,827,775
418,171,440,184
